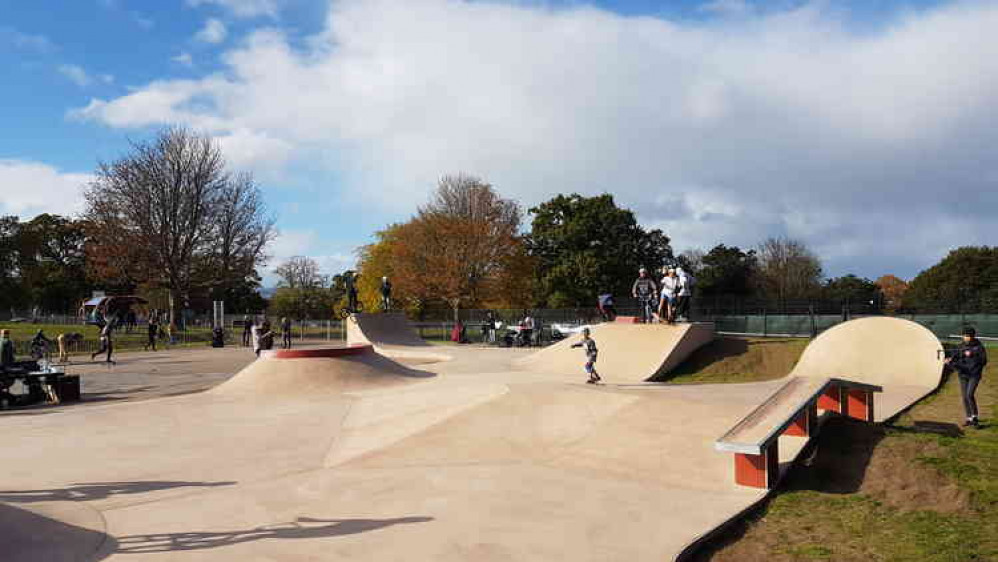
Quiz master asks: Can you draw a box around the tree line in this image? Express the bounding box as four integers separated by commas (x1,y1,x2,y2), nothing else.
4,124,993,321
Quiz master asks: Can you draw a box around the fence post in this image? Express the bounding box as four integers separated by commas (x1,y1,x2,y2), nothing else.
762,308,768,337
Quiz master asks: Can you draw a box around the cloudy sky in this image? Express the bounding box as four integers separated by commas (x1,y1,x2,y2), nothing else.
2,0,995,284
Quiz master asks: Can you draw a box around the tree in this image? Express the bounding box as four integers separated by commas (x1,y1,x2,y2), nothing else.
361,176,528,319
755,237,823,301
200,172,275,306
903,247,998,313
84,126,273,324
527,194,673,307
0,216,26,312
696,245,757,297
271,256,331,319
823,275,880,307
15,214,91,313
875,274,908,311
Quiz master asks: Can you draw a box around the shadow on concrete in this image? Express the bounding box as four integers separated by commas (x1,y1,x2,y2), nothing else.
2,502,117,562
0,481,236,503
114,516,434,553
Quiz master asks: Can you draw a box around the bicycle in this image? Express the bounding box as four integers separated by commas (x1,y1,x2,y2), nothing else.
338,302,364,320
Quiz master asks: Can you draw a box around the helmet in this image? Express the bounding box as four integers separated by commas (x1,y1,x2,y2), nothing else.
582,327,591,336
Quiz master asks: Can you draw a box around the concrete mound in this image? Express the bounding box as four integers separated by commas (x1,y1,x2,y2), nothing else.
347,313,452,362
210,346,434,398
516,322,715,382
347,313,428,347
790,316,945,420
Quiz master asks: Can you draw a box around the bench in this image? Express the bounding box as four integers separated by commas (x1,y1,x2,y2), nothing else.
714,377,882,489
0,368,80,408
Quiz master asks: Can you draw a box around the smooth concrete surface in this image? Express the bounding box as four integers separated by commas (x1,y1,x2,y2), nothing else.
515,322,715,382
790,316,945,420
1,316,942,562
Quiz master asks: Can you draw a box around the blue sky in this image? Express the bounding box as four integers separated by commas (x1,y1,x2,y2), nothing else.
1,0,993,285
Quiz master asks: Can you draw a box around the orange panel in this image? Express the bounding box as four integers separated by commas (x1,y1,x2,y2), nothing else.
784,409,809,437
817,385,841,413
845,388,873,422
734,441,780,489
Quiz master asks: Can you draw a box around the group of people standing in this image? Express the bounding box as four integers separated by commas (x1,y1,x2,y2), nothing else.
632,266,696,324
240,316,296,356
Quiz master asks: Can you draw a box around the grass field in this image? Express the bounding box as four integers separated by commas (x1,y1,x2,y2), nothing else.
0,322,215,356
688,337,998,562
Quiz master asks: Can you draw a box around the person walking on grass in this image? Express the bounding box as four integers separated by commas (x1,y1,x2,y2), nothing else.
144,315,159,351
632,268,658,323
571,327,602,384
91,320,115,365
947,326,988,428
281,317,293,350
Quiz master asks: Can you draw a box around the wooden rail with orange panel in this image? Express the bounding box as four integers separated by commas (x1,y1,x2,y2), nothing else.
714,377,882,489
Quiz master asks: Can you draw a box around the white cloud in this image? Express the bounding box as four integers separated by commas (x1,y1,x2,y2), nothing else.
186,0,280,19
699,0,754,17
69,0,998,278
132,12,155,30
265,229,356,286
0,160,90,218
58,64,92,87
0,26,54,52
173,52,194,67
195,18,228,43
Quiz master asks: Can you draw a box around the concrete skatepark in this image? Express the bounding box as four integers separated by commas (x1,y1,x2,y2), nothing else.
3,314,945,561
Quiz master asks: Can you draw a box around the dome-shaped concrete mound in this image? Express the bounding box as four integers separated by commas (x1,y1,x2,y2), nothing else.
210,345,434,398
791,316,945,420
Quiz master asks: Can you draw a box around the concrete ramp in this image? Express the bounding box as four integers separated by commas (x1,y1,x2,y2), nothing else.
516,322,715,382
210,345,433,398
790,316,945,420
347,313,428,347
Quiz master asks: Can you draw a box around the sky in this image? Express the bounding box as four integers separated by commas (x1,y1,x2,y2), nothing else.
2,0,995,287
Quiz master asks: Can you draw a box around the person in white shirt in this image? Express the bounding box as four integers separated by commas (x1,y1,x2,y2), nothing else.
658,267,680,324
675,268,696,321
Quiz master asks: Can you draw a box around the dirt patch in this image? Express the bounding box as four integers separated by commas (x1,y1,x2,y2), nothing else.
859,436,970,514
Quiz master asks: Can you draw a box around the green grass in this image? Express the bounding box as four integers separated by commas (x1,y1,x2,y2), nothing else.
0,322,215,356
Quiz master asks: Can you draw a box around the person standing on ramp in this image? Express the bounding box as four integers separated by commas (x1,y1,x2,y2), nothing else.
571,327,602,384
380,276,393,312
632,268,658,323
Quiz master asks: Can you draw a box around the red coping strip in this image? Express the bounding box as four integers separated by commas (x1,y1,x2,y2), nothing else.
260,345,373,359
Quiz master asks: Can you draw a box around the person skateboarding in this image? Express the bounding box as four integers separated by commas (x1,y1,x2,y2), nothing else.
571,327,602,384
946,326,988,428
91,320,116,365
632,268,658,323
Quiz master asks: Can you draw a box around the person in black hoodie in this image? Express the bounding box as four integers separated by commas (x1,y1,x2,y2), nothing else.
947,326,988,428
